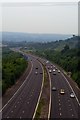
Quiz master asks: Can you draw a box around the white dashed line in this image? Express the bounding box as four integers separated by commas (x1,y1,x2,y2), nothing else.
22,111,24,113
59,108,61,110
59,103,61,106
20,116,22,119
60,113,62,116
31,94,32,97
7,116,9,118
72,114,74,117
15,106,16,108
0,61,33,113
27,102,29,104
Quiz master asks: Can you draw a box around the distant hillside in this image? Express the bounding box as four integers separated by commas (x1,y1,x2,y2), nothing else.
2,32,72,43
23,35,79,51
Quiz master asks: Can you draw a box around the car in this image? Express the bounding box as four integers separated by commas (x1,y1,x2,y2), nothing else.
53,72,56,75
35,71,38,75
52,87,57,91
47,66,49,69
56,68,57,70
49,70,52,73
36,67,38,69
51,66,53,68
60,89,65,94
53,69,56,72
58,70,60,73
70,93,75,98
40,72,43,74
46,61,49,64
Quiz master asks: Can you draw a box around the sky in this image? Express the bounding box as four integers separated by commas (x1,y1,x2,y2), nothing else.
0,0,78,35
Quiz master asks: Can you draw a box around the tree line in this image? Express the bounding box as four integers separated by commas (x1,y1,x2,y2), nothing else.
2,47,28,95
35,45,80,88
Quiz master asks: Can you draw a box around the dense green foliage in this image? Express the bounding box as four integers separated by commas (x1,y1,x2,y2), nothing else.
35,46,79,88
2,47,28,95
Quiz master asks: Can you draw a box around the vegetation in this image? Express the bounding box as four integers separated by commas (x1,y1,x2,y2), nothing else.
2,47,28,95
34,46,79,87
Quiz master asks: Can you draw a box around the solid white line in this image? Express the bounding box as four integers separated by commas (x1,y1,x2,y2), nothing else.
61,72,80,106
32,61,44,119
0,61,33,113
47,69,51,120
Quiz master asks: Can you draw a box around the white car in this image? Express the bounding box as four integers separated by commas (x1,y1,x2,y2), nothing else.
58,70,60,73
53,69,56,72
52,87,57,91
46,61,49,64
51,66,53,68
70,93,75,98
49,70,52,73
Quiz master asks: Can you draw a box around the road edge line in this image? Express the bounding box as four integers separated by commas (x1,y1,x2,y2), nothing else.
32,61,44,119
47,69,51,119
61,72,80,106
0,61,33,112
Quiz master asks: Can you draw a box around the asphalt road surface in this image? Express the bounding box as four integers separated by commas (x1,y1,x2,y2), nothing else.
1,55,43,119
45,61,80,119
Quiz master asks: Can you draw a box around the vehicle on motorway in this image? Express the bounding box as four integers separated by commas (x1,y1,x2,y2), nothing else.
53,69,56,72
60,89,65,94
70,93,75,98
36,67,38,69
53,72,56,75
52,87,57,91
58,70,60,73
47,66,49,69
51,66,53,68
35,71,38,75
40,72,43,74
46,60,49,64
49,70,52,73
56,68,57,70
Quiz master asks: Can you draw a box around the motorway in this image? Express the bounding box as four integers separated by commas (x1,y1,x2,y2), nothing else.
1,51,80,119
1,55,43,118
43,60,80,119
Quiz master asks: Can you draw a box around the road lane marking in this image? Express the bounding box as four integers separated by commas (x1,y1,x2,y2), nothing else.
11,111,13,113
47,68,51,120
72,114,74,117
15,106,16,108
60,113,62,116
59,108,61,110
7,116,9,118
59,103,61,106
22,111,24,113
32,61,45,119
0,61,33,113
27,102,29,104
61,73,80,106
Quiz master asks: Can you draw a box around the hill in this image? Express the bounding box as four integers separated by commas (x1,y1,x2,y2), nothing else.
2,32,71,43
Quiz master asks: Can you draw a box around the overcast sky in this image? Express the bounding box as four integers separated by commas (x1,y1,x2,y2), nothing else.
0,1,78,35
